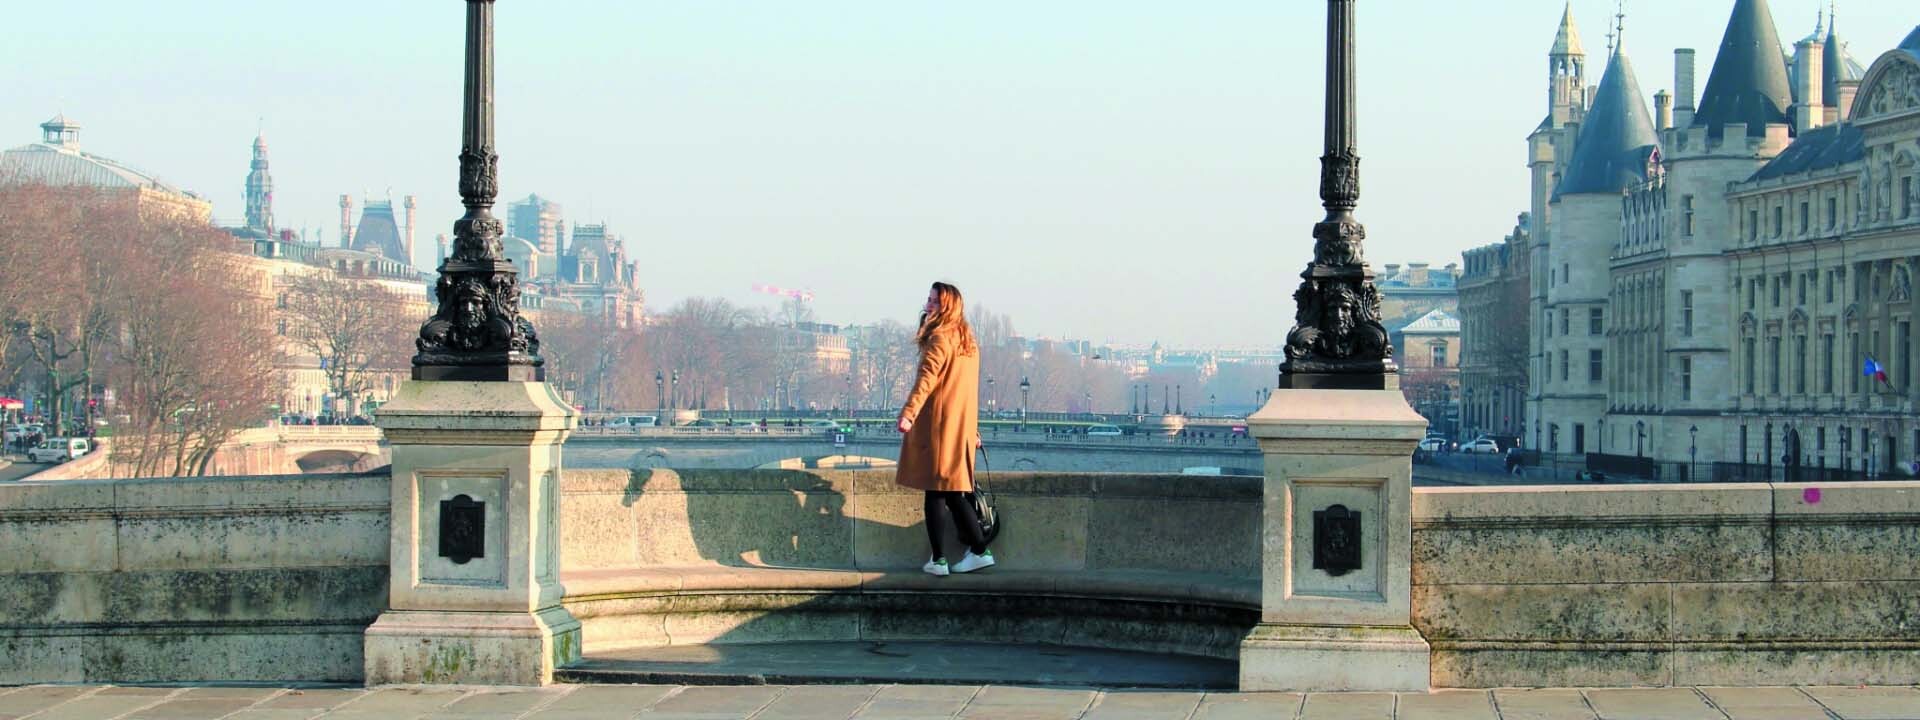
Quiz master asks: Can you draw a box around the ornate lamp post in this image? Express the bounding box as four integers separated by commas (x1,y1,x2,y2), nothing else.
1278,0,1395,389
1019,376,1031,431
654,371,664,415
671,370,681,413
411,0,541,383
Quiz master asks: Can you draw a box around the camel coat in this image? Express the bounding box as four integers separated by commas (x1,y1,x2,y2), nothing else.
895,329,979,492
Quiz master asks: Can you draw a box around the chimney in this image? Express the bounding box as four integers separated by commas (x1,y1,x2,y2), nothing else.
1794,39,1826,131
436,233,449,263
338,195,354,248
1408,262,1430,286
403,195,418,266
1654,90,1673,130
1384,263,1401,279
1674,49,1697,128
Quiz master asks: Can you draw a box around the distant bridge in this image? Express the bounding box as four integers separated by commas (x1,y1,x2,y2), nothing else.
561,427,1264,475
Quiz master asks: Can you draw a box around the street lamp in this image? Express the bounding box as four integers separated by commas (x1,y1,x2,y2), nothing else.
654,371,664,415
988,377,997,415
671,370,681,414
1176,385,1183,416
1019,376,1031,431
1597,417,1606,453
1689,425,1699,479
1085,391,1093,416
1635,420,1646,458
1209,393,1216,418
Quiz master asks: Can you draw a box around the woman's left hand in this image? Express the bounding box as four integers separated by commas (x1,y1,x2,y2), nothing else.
897,416,913,434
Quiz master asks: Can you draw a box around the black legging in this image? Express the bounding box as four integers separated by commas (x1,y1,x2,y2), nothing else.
925,491,989,559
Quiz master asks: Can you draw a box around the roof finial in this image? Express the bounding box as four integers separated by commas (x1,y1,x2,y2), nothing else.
1828,0,1837,38
1614,0,1627,55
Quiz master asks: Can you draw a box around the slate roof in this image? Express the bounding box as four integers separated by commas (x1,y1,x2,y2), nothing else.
1693,0,1794,137
1399,309,1461,335
349,201,409,265
0,118,191,196
1556,50,1660,197
1749,122,1865,181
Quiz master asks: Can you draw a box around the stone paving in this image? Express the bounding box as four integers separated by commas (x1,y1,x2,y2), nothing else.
1,685,1918,720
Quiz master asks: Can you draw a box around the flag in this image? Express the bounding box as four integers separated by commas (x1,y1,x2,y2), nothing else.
1864,357,1890,385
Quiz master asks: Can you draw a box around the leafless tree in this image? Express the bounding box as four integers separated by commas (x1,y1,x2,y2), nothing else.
280,273,414,417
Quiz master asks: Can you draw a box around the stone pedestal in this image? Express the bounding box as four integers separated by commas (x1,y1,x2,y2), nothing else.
1239,385,1431,692
364,381,580,686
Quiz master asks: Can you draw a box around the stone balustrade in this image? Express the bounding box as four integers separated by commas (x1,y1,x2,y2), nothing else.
4,468,1919,687
556,469,1262,660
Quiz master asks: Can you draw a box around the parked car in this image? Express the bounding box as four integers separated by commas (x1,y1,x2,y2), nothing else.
1417,437,1448,453
4,424,43,443
606,415,659,429
1462,437,1502,454
1086,424,1124,437
27,437,91,463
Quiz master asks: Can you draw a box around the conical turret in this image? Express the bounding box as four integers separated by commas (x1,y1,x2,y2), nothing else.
1557,49,1660,197
1693,0,1794,138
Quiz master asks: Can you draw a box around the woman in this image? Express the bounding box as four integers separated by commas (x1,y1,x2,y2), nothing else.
896,282,993,577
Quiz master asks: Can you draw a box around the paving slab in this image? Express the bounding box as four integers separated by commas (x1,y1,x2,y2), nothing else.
93,687,183,697
1394,690,1498,720
442,688,570,715
124,698,264,718
750,685,879,720
1491,689,1598,720
1698,688,1830,720
1302,692,1394,720
1583,689,1724,720
523,685,674,719
560,642,1234,690
1192,692,1305,720
220,711,326,720
0,687,98,717
642,685,783,718
957,686,1097,719
257,688,367,710
1080,690,1205,720
28,695,171,720
331,687,469,714
852,684,982,719
1801,687,1920,720
179,687,287,700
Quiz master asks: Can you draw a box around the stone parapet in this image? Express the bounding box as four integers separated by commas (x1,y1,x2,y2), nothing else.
556,469,1262,660
1414,481,1920,686
0,472,389,684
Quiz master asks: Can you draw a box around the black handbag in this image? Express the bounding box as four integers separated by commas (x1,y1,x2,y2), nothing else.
970,447,1002,545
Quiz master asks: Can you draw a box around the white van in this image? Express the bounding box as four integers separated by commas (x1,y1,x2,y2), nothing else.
1086,424,1123,436
27,437,91,463
606,415,659,429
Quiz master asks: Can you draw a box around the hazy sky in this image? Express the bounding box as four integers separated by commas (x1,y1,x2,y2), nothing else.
6,1,1913,347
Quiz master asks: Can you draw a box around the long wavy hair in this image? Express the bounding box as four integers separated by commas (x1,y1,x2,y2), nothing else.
917,282,979,356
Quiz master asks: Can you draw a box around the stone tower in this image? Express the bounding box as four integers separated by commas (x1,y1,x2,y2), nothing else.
1644,0,1796,463
1526,4,1591,452
244,133,273,232
1549,2,1588,128
1535,32,1661,456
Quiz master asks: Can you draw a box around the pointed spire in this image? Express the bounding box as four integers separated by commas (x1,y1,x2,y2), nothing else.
1557,48,1660,196
1692,0,1793,138
1552,1,1584,56
1612,0,1627,56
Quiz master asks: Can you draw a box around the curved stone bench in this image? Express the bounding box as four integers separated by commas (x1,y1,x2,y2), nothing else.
558,469,1262,660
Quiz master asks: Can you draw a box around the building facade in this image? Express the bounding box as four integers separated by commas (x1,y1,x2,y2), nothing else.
1459,213,1531,440
1479,0,1920,478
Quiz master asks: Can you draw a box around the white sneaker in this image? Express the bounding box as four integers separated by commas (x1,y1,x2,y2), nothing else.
922,557,950,577
952,549,996,573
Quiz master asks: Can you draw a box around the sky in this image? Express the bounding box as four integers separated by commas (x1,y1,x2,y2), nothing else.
5,1,1914,348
